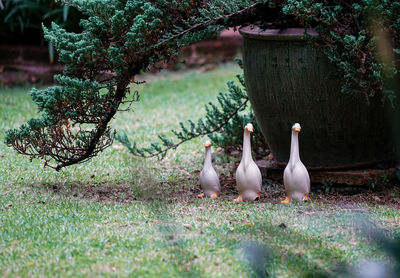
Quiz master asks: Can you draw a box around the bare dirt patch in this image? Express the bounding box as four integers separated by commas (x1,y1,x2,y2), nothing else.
174,172,400,209
40,171,400,209
43,182,137,204
310,188,400,210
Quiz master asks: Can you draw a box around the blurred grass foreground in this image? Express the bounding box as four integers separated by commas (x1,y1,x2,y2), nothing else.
1,64,400,277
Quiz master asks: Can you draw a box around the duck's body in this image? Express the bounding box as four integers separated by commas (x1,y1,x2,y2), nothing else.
198,141,220,199
236,159,262,201
281,123,310,203
234,123,262,202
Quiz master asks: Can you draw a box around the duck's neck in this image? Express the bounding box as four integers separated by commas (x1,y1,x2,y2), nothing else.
203,147,212,169
289,131,300,167
242,130,252,167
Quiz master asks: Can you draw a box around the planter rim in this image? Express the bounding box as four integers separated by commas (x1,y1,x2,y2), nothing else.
239,25,318,41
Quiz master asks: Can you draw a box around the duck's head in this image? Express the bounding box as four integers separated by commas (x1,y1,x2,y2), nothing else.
204,140,211,149
245,123,254,133
292,123,301,133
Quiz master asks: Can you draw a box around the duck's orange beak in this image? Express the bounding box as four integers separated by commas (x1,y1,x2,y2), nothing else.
293,126,301,133
246,126,254,133
204,142,211,148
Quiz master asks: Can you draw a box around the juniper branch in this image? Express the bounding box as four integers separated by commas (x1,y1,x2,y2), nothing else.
156,1,262,48
115,63,264,158
117,100,249,159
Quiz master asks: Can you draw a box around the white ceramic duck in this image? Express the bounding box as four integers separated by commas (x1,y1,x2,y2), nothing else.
234,123,262,202
281,123,310,203
198,140,220,199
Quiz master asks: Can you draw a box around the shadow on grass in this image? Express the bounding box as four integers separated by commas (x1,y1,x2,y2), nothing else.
231,223,345,277
150,214,373,277
217,217,396,277
31,175,399,277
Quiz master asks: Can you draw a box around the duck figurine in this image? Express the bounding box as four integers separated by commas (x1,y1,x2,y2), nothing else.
234,123,262,202
198,140,220,199
281,123,310,203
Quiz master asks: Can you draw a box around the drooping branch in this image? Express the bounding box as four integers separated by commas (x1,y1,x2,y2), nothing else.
115,67,263,159
118,98,250,159
54,79,132,170
156,2,263,47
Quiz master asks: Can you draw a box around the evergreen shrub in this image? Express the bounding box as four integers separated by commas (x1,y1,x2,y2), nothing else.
5,0,399,169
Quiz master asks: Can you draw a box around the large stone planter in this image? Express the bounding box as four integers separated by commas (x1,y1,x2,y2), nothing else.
240,26,396,169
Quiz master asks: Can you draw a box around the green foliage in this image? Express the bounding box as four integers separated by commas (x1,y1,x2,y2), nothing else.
0,0,80,33
282,0,400,102
0,0,83,61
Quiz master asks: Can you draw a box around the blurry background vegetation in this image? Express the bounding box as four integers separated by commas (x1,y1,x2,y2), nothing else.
0,0,82,44
0,0,82,64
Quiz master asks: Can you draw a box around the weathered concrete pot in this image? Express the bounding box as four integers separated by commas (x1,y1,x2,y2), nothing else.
240,26,396,169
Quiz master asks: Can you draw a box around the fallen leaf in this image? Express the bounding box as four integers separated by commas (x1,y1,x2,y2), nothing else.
183,224,192,231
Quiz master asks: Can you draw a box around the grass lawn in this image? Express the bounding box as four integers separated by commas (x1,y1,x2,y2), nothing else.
1,63,400,277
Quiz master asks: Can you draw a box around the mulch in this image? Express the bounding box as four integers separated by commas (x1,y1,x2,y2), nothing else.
173,173,400,210
41,172,400,210
44,183,137,204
